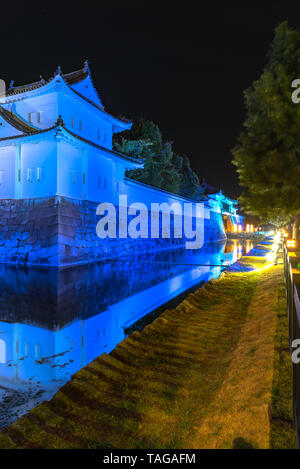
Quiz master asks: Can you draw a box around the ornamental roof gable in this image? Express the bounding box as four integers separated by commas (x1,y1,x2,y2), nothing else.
4,63,131,130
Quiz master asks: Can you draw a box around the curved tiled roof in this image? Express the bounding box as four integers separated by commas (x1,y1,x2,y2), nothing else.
62,125,142,165
6,79,46,97
63,68,89,85
5,64,131,126
0,106,38,133
5,66,89,97
0,125,56,142
0,119,142,166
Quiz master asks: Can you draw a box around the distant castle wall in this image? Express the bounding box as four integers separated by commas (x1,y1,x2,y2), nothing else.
0,189,226,267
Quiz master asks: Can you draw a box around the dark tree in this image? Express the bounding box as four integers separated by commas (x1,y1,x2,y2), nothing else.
232,22,300,234
173,154,205,200
114,118,204,197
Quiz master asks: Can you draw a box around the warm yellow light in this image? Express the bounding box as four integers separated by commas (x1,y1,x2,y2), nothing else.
233,224,238,233
238,225,242,232
287,239,296,248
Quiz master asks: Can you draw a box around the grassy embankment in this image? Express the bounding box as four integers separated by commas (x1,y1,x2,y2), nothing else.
0,247,296,449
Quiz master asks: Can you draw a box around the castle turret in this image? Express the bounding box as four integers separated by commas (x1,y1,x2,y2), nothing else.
0,63,142,202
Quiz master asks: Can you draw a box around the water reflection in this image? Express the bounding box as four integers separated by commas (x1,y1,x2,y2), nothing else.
0,239,253,428
224,239,253,264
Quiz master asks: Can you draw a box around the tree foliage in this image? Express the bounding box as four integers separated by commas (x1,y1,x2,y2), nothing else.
114,118,204,199
232,21,300,226
173,153,204,199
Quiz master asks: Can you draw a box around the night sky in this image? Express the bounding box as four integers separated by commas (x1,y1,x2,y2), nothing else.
1,3,300,198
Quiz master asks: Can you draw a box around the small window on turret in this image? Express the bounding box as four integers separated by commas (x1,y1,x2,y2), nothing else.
71,116,74,128
28,112,41,125
37,167,42,182
97,129,100,140
27,168,34,183
79,120,82,131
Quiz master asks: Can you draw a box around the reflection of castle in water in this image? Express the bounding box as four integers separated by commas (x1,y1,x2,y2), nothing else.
0,339,5,364
224,239,253,263
0,242,230,393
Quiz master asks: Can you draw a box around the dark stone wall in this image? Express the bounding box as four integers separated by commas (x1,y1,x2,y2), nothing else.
0,196,226,266
0,197,60,266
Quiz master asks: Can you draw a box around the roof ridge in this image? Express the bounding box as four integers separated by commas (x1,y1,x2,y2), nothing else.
6,79,47,97
62,67,89,85
5,64,88,97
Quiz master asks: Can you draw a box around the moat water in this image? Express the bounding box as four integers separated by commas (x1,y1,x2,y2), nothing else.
0,238,253,429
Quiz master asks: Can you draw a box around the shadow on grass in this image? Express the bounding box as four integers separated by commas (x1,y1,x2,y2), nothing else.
232,437,258,449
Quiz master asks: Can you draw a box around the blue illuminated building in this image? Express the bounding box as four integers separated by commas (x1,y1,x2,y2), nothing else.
0,61,140,202
0,63,243,266
0,65,247,428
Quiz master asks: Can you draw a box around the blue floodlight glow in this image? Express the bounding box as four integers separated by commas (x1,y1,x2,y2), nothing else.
0,65,247,430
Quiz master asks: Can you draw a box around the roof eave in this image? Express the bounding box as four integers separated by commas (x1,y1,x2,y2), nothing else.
0,126,143,169
60,126,143,167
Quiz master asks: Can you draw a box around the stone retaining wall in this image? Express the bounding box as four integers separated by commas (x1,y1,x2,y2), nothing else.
0,196,226,266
